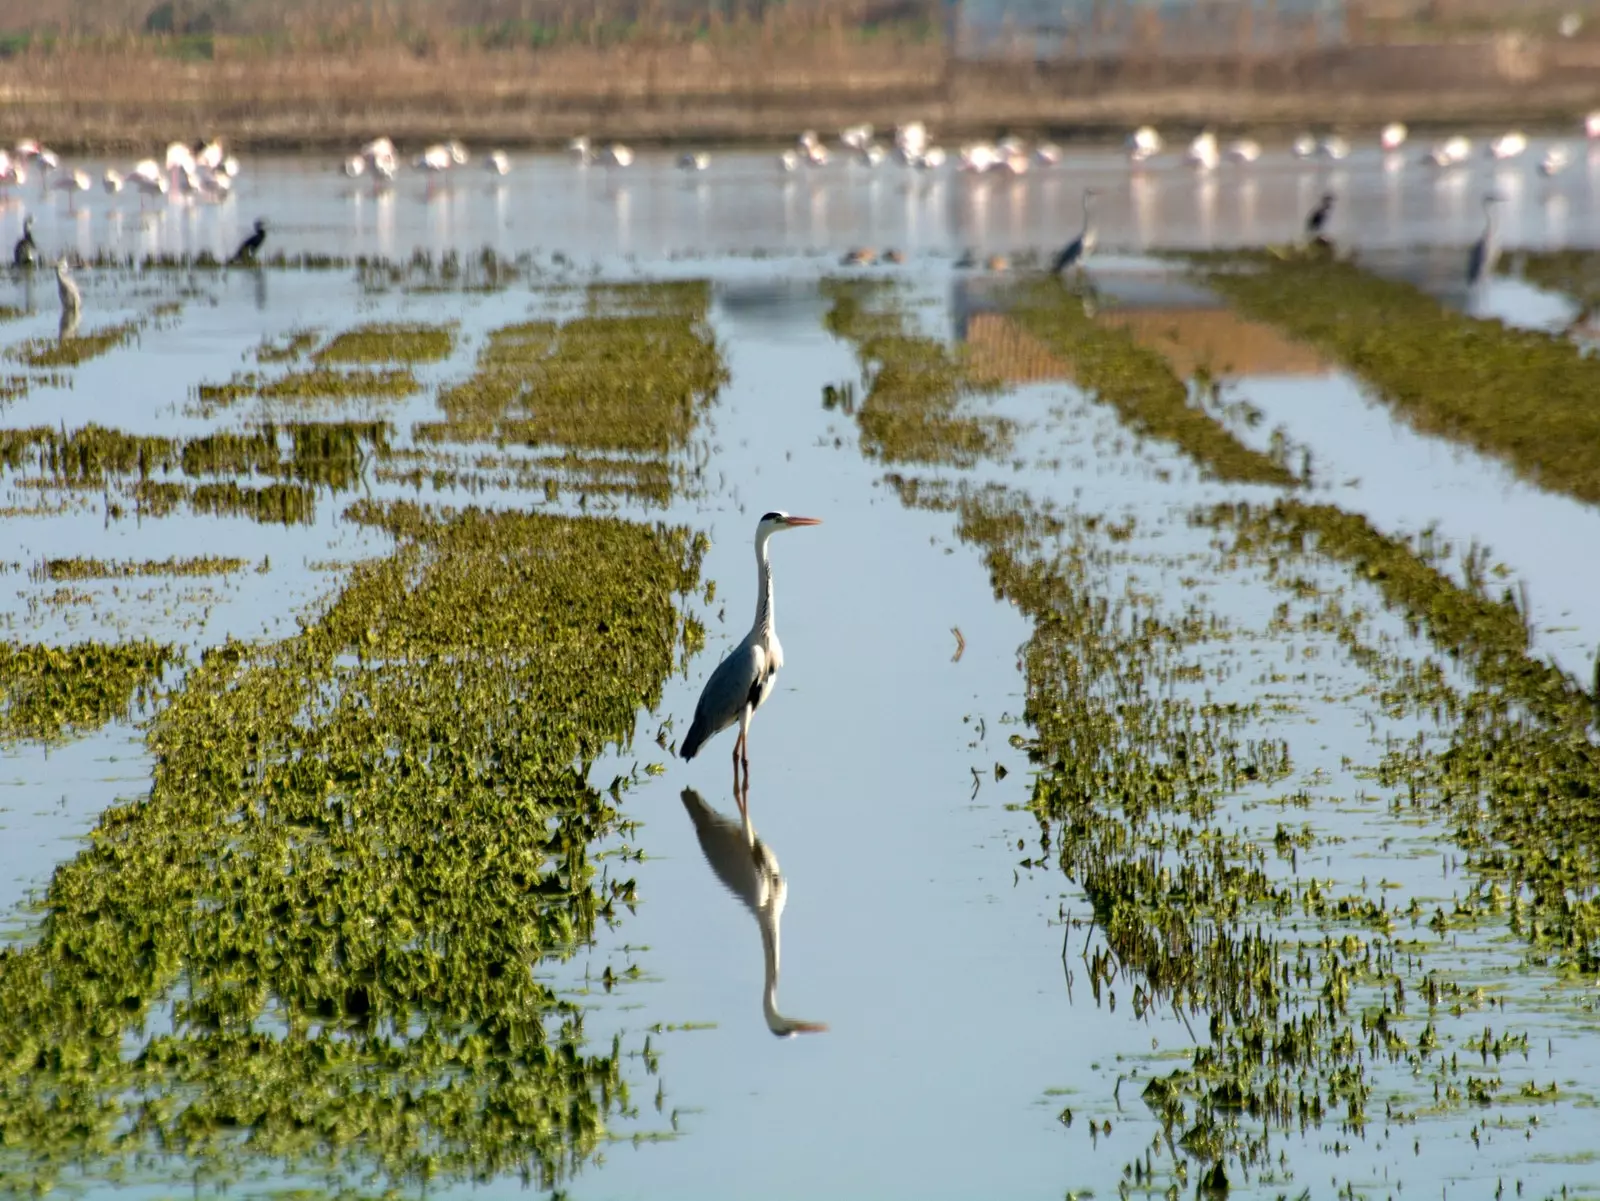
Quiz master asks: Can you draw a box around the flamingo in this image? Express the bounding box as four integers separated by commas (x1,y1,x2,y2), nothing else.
1540,146,1571,177
678,151,710,172
50,168,91,211
1126,125,1162,163
197,139,226,171
568,135,594,164
1034,142,1063,167
895,121,929,162
779,149,800,172
600,144,633,167
103,167,125,195
484,149,510,176
343,154,367,179
1186,130,1220,170
1381,122,1408,151
959,142,1000,173
915,147,947,170
1488,132,1528,160
1291,133,1316,158
839,123,872,152
130,160,169,207
1225,138,1262,164
1585,112,1600,140
1318,135,1351,161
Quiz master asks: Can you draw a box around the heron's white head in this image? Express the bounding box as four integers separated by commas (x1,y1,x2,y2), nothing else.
756,510,822,538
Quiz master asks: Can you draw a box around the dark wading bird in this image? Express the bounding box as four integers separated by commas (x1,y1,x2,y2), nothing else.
231,217,267,265
680,788,828,1037
12,214,36,268
1467,194,1505,287
679,511,822,812
1306,191,1335,244
1051,188,1098,275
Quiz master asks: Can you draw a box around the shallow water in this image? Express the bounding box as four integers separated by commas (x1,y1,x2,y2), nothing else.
1,152,1599,1199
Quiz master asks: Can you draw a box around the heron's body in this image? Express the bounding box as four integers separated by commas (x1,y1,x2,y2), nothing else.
12,216,35,268
1051,188,1097,274
231,218,267,265
1306,191,1335,239
680,511,821,808
1467,195,1502,286
55,258,81,316
680,787,828,1037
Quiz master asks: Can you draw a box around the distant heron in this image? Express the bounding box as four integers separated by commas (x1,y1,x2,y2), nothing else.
231,218,267,265
55,257,80,317
12,215,36,268
1306,191,1335,240
680,788,828,1038
1051,188,1098,274
1467,194,1504,286
680,511,822,810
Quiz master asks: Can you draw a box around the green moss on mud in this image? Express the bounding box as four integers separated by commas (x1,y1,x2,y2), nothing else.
38,555,247,580
315,322,455,365
0,506,706,1192
822,278,1012,467
0,639,174,743
1203,255,1600,506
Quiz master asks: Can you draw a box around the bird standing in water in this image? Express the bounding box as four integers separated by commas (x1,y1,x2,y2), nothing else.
1306,192,1335,243
231,218,267,265
680,511,822,812
1467,194,1504,286
55,257,81,318
1051,188,1098,275
13,215,36,268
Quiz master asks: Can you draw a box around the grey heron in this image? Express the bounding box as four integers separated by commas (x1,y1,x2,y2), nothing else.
1051,188,1098,275
231,218,267,265
680,788,828,1037
1467,194,1504,286
679,510,822,809
12,215,36,268
1306,191,1335,240
55,258,81,318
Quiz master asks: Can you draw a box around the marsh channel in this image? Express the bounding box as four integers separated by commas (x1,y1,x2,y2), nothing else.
2,145,1600,1201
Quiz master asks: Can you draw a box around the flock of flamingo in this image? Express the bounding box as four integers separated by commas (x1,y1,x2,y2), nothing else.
0,138,244,211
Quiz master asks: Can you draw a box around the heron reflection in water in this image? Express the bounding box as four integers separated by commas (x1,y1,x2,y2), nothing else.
680,788,828,1038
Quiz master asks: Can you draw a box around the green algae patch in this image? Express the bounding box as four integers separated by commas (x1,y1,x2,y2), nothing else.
37,555,248,580
0,638,174,743
1008,280,1298,487
255,328,321,363
1201,255,1600,506
10,319,141,368
192,367,419,416
0,505,706,1193
420,282,725,456
1204,498,1600,972
315,321,455,365
822,278,1012,467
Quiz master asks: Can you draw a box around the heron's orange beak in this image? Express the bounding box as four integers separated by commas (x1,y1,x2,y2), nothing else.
784,516,822,527
791,1021,830,1034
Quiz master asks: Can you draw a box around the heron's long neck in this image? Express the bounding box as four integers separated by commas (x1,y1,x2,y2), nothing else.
752,534,776,639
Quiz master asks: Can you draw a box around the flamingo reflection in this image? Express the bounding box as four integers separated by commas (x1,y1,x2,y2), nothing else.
679,788,828,1038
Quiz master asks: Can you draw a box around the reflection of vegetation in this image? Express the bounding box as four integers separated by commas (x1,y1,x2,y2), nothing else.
1010,280,1297,486
416,281,725,457
195,366,420,413
0,639,174,743
315,321,456,365
0,507,706,1194
37,555,247,580
1205,498,1600,972
1203,255,1600,505
1517,249,1600,310
822,278,1011,466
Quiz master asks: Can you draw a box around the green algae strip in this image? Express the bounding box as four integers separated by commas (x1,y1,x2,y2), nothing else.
9,319,141,369
315,321,455,365
415,281,725,456
0,639,174,743
1201,254,1600,506
0,506,706,1193
255,328,320,363
195,366,420,413
1007,279,1298,486
38,555,247,580
1203,498,1600,971
821,278,1012,467
888,475,1598,1194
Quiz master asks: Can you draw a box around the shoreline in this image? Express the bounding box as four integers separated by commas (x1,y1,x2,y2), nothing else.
0,42,1596,155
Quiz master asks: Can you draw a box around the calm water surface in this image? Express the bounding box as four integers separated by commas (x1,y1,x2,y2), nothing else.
1,148,1598,1199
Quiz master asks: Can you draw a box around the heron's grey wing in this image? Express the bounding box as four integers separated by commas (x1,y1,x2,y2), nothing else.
1051,238,1080,274
680,788,762,915
680,640,765,759
1467,239,1485,284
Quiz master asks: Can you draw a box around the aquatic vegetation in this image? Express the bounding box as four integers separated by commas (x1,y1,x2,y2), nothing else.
0,638,174,743
315,321,456,365
376,449,673,506
1202,255,1600,506
0,506,706,1193
1204,499,1600,972
419,282,725,455
255,328,320,363
36,555,248,580
1008,280,1298,486
8,319,141,368
1516,249,1600,311
822,278,1012,467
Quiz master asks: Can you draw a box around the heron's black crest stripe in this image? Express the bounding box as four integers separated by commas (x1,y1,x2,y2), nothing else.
759,510,784,523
